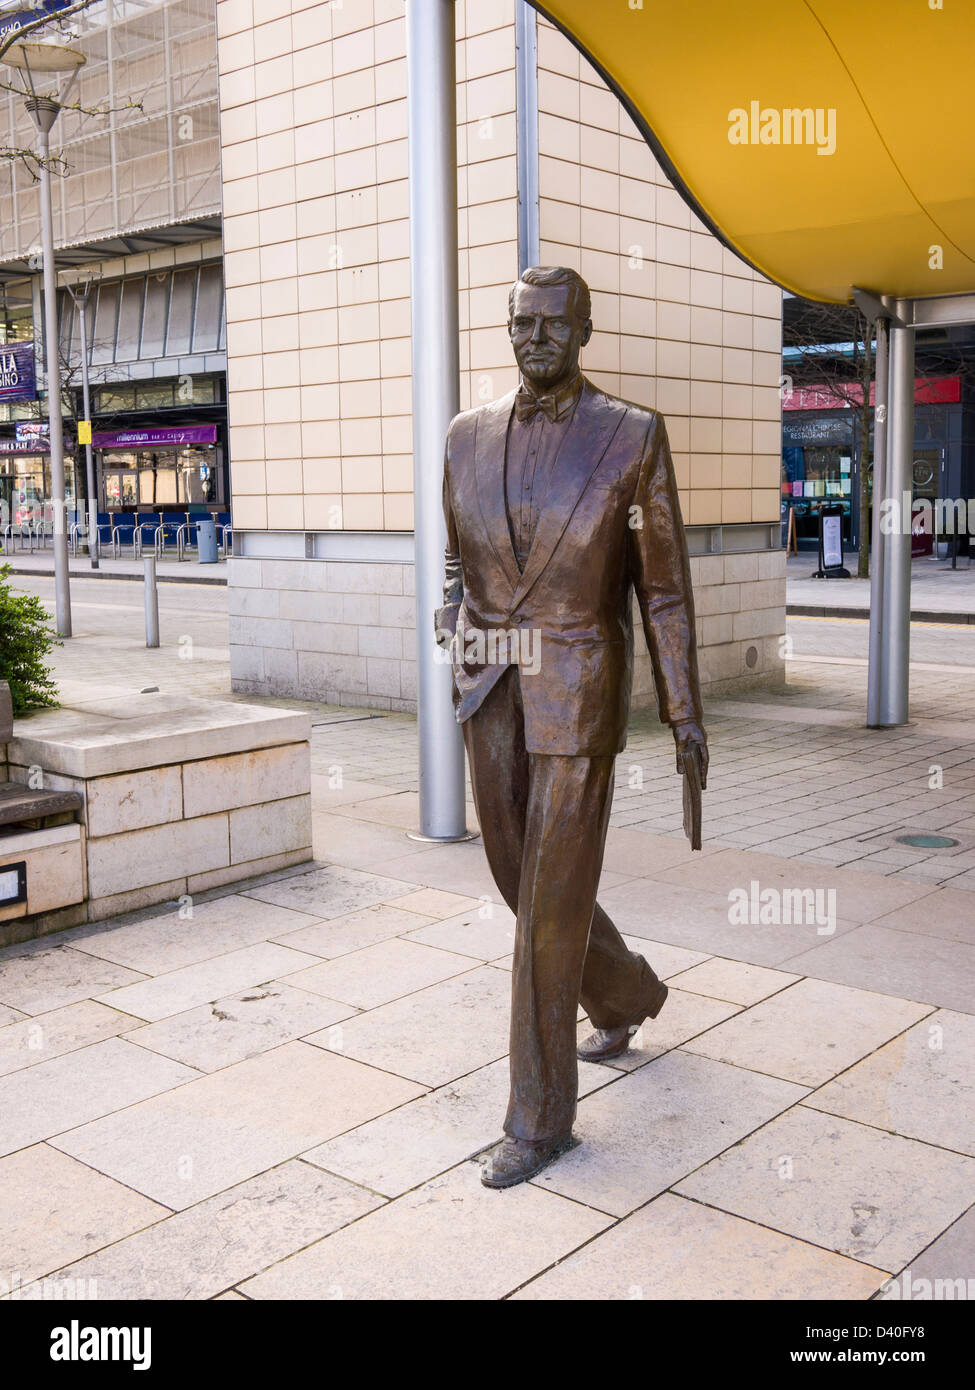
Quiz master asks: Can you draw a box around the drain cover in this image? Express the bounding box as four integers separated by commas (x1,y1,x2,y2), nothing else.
895,833,960,849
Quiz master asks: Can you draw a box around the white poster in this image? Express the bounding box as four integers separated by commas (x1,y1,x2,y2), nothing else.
822,513,843,568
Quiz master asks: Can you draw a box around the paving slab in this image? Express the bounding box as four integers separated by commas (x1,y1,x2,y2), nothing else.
245,864,420,919
804,1008,975,1155
50,1041,425,1209
269,903,436,959
0,1144,167,1292
513,1192,888,1301
682,978,931,1087
328,790,424,828
0,945,145,1015
304,965,512,1087
784,922,975,1014
279,938,475,1010
667,958,801,1006
310,777,403,811
373,843,507,901
0,1038,197,1158
34,1160,384,1301
239,1161,613,1301
648,848,938,923
384,887,485,919
597,877,861,966
675,1106,975,1271
126,984,357,1074
95,942,321,1023
871,887,975,947
302,1055,616,1200
0,1001,139,1078
67,895,325,975
531,1049,807,1217
401,905,517,961
877,1206,975,1297
0,1004,25,1026
311,811,436,871
600,827,723,876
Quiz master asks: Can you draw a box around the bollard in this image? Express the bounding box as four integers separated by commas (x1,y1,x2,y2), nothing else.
144,555,160,648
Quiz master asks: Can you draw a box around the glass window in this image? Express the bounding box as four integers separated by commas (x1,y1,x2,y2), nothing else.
134,382,176,410
193,263,222,353
95,386,137,413
166,267,196,356
141,274,170,358
176,447,218,505
91,282,120,366
116,278,144,362
175,373,215,405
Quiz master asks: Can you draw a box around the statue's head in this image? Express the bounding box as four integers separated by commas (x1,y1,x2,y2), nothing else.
507,266,592,392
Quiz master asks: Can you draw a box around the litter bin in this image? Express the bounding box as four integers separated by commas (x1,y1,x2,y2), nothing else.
197,517,218,564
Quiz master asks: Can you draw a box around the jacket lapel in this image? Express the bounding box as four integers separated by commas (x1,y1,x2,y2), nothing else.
507,380,627,613
473,389,521,598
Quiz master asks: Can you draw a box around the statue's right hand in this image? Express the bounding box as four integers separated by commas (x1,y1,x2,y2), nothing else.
434,603,460,650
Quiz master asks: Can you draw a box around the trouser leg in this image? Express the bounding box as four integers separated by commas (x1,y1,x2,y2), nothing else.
461,667,659,1141
503,749,617,1141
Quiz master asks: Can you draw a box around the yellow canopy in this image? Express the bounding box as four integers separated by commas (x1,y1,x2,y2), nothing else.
534,0,975,304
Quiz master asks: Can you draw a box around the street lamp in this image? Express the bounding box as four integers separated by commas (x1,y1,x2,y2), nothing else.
2,40,86,636
62,271,99,569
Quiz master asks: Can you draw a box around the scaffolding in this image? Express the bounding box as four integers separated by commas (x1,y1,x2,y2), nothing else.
0,0,220,260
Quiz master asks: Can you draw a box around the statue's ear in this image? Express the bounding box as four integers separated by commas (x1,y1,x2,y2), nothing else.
580,319,593,346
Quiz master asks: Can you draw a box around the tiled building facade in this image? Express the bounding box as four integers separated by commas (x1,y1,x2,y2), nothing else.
216,0,786,710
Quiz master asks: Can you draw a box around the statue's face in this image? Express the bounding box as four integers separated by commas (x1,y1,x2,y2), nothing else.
508,282,592,391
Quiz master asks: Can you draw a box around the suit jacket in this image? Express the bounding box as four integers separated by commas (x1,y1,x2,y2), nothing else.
436,376,703,756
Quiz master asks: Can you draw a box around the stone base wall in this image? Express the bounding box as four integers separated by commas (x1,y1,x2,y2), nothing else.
228,546,786,709
3,696,314,945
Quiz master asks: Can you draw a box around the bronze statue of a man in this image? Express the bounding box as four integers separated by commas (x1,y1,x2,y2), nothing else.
435,266,707,1188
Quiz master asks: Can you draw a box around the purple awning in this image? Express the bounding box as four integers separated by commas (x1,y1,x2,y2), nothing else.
92,425,218,449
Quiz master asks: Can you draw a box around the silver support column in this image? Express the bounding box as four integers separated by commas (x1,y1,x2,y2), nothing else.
407,0,472,842
515,0,540,271
866,316,889,728
32,107,72,637
879,304,915,726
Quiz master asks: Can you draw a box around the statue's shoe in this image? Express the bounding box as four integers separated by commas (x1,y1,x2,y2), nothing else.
480,1132,574,1189
577,980,669,1062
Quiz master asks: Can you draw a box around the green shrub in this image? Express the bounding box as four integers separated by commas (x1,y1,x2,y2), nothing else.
0,562,60,714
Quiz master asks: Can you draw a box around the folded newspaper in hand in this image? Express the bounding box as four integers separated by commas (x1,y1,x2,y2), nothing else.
682,743,704,852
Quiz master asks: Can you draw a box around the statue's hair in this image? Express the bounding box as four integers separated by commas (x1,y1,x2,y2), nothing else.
508,266,591,322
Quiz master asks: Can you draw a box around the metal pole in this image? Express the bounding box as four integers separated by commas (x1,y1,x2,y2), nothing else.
515,0,540,272
30,100,71,636
406,0,471,842
880,304,915,726
144,555,159,647
866,316,889,727
77,296,98,568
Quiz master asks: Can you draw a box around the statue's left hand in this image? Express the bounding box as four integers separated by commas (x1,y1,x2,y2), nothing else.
672,719,709,788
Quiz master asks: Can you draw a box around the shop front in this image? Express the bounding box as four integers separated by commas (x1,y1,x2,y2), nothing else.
92,424,226,516
782,377,965,556
0,439,78,532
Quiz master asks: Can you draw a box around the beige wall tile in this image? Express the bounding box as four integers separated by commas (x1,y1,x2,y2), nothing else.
219,8,781,535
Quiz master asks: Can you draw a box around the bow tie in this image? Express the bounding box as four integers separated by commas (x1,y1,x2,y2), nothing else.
514,390,561,423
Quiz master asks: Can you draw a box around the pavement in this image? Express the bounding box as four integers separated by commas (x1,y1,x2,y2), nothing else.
788,552,975,622
1,572,973,1301
0,549,228,585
